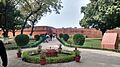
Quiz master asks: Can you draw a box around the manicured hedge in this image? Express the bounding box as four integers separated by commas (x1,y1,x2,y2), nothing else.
59,33,63,38
34,35,40,41
22,50,76,64
6,37,44,50
22,50,40,63
47,54,75,64
57,37,120,53
22,38,44,48
15,34,29,47
62,34,69,41
57,37,81,47
73,34,85,46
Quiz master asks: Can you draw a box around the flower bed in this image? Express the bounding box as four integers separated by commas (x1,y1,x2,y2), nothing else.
45,49,58,57
22,50,76,64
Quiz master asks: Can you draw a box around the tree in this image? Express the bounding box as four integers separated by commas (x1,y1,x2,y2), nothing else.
0,0,24,43
80,0,120,35
18,0,63,34
28,14,39,36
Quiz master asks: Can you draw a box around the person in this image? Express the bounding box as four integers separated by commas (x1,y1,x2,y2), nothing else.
0,40,8,67
50,34,53,41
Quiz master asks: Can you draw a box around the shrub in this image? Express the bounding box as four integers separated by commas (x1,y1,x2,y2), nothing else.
15,34,29,47
62,34,69,41
22,51,40,63
67,40,73,44
39,34,45,41
73,34,85,46
47,54,75,64
59,33,63,38
34,35,40,41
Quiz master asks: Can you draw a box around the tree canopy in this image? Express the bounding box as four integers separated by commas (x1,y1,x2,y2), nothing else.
0,0,63,36
0,0,24,37
17,0,63,34
80,0,120,35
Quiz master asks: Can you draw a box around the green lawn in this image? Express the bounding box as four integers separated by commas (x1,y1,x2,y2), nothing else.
83,38,101,48
68,37,120,49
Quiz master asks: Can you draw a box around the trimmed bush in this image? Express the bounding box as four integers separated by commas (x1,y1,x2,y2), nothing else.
47,54,75,64
62,34,69,41
22,50,40,63
59,33,63,38
73,34,85,46
34,35,40,41
15,34,29,47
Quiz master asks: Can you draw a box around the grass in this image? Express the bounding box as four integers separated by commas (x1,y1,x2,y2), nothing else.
67,37,120,49
83,38,101,48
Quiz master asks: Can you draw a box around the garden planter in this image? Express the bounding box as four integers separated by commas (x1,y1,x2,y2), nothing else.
75,56,81,62
40,59,46,65
58,48,62,53
17,53,21,58
45,49,58,57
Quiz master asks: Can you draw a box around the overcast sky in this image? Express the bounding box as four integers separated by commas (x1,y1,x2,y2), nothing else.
36,0,90,28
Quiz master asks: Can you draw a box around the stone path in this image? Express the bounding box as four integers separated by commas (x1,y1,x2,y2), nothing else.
3,38,120,67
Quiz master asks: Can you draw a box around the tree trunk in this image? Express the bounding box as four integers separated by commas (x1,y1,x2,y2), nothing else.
21,12,33,34
100,29,107,36
2,29,8,37
21,5,42,34
12,29,15,37
30,23,35,36
2,29,9,44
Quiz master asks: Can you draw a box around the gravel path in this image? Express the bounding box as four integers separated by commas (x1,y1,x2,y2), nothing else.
3,38,120,67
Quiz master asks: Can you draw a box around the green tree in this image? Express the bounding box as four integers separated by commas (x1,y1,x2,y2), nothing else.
18,0,63,34
28,14,39,36
0,0,21,36
0,0,24,43
80,0,120,35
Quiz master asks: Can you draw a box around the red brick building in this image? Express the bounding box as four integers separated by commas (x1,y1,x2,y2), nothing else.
0,26,120,38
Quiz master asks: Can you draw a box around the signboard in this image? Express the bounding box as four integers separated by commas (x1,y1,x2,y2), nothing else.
101,33,119,49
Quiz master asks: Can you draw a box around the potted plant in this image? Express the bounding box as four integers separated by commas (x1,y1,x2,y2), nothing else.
40,51,46,65
58,44,62,53
15,34,29,58
74,47,81,62
37,45,42,54
17,47,22,58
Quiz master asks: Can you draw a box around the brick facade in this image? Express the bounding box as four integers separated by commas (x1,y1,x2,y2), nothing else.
56,28,102,38
1,26,120,38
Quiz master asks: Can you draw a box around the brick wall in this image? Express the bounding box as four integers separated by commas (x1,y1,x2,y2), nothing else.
1,26,120,38
56,28,102,38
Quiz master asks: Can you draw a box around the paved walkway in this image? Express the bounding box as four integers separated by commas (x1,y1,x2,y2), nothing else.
4,38,120,67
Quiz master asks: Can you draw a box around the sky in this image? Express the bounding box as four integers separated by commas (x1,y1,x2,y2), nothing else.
36,0,90,28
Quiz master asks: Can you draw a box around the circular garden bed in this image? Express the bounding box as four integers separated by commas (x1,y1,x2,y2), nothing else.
22,49,76,64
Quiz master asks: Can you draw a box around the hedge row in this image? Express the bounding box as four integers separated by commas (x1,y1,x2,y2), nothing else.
22,50,76,64
57,37,120,53
57,37,81,48
6,38,43,50
22,50,40,63
19,38,43,48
